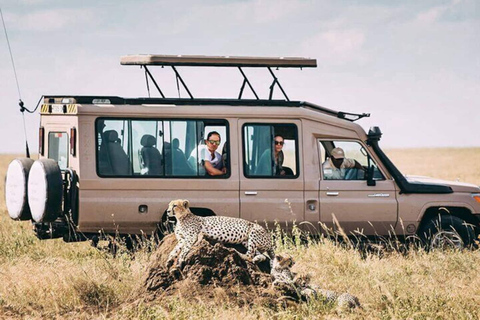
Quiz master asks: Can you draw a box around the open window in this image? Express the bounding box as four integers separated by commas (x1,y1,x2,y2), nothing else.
318,140,384,181
96,118,229,178
243,123,298,178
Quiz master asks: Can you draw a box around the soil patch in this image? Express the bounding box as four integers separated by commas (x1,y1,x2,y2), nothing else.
136,234,293,308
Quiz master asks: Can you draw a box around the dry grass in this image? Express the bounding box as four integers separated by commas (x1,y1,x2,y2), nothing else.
0,149,480,319
385,147,480,186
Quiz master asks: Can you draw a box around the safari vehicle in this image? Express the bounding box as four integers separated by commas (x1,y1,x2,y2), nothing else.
5,54,480,248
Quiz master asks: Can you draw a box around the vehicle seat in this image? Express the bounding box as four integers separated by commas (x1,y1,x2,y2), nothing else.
171,138,193,175
140,134,163,175
104,130,131,175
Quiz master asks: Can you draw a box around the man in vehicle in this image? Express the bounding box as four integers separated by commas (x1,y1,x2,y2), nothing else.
322,147,364,180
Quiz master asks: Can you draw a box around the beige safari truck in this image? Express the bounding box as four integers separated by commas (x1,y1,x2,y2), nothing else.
4,54,480,248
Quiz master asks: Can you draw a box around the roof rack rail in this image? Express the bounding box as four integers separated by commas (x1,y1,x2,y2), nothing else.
121,54,317,101
301,101,370,122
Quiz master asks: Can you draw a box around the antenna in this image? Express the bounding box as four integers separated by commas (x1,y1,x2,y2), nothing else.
1,8,42,157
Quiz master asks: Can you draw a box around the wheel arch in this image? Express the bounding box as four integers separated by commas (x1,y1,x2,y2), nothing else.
418,205,480,233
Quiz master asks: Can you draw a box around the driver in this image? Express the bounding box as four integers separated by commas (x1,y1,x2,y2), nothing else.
322,147,364,180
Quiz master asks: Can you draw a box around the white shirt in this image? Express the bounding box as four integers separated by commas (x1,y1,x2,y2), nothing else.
189,145,224,173
322,157,356,180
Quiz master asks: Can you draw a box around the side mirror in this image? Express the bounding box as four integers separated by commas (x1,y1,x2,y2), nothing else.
366,165,376,186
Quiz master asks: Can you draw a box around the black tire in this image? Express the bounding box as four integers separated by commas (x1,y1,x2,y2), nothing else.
5,158,35,220
28,159,63,222
419,214,477,249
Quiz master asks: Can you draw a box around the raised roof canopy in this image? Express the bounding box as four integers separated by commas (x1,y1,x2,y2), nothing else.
120,54,317,68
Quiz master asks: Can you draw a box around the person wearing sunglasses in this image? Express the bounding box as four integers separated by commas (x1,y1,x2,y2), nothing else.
201,131,226,176
274,135,286,176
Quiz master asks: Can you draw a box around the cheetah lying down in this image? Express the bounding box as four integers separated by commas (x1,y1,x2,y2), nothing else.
165,199,274,268
271,254,361,310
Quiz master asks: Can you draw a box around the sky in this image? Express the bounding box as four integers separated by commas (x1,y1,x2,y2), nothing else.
0,0,479,153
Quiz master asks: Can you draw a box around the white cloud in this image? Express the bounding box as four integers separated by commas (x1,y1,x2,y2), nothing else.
301,29,366,64
415,0,462,24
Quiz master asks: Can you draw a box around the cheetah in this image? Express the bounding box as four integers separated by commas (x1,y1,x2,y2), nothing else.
165,199,274,269
271,253,296,288
271,254,361,310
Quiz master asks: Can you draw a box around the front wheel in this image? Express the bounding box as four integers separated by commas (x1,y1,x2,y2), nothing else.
419,214,478,250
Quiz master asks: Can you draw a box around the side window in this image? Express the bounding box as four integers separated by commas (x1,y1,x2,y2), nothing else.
243,124,298,178
48,132,68,170
97,119,132,176
96,118,229,178
319,140,384,181
133,120,163,175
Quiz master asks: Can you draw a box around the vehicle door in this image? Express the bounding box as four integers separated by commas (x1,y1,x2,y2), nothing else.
239,120,304,229
318,140,398,236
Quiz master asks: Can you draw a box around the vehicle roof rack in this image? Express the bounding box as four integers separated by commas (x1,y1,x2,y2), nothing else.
43,95,369,122
120,54,317,68
120,54,317,101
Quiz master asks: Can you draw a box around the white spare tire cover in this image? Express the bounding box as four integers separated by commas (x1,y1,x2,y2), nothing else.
5,158,34,220
28,159,63,222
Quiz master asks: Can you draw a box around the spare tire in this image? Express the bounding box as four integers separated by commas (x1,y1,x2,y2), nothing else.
28,159,63,222
5,158,35,220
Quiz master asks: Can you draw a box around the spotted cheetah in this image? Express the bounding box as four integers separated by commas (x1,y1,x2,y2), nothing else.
271,254,296,288
165,199,274,269
271,254,361,310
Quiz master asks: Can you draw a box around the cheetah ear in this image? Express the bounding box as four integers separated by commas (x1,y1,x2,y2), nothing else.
183,200,190,209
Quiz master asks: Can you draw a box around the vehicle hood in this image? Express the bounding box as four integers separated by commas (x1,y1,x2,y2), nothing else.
405,175,480,193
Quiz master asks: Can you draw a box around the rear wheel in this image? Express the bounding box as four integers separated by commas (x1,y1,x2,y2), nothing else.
419,214,477,249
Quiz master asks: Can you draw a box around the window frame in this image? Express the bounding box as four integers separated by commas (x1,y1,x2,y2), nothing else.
95,117,230,179
242,122,300,179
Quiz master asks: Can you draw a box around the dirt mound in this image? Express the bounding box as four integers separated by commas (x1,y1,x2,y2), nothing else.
137,234,287,307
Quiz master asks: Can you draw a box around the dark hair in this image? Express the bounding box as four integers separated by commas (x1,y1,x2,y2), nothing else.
274,134,284,141
207,131,221,140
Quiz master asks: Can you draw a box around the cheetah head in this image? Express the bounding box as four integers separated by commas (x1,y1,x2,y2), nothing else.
273,254,294,269
167,199,191,219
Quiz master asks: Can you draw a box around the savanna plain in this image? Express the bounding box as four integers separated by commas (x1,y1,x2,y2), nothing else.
0,148,480,319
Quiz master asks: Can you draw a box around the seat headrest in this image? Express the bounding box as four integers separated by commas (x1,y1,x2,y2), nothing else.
172,138,180,149
104,130,119,142
141,134,156,147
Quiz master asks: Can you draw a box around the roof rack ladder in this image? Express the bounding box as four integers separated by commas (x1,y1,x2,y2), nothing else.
171,66,194,99
143,65,166,98
268,67,289,101
237,67,259,100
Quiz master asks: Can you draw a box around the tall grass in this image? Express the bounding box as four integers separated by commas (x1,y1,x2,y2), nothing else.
0,149,479,319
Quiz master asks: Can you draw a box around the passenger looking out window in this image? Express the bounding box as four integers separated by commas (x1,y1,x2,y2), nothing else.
200,131,226,176
274,135,286,176
243,124,298,178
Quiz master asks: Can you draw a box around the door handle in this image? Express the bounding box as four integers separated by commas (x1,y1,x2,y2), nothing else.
326,192,339,196
368,193,390,197
245,191,257,196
